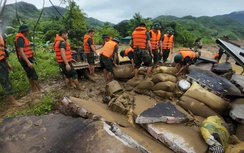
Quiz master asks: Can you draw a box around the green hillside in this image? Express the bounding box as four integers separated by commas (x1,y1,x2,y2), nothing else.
1,1,244,47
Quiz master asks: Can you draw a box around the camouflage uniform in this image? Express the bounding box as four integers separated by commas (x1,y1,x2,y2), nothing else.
134,49,152,69
0,60,14,95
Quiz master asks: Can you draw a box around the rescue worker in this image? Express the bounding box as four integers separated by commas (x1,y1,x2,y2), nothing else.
0,34,23,106
96,34,110,50
130,23,153,79
149,22,162,69
174,49,197,76
213,35,229,63
99,37,119,81
120,47,135,67
15,24,43,92
83,29,98,77
54,29,80,90
160,29,174,65
193,37,203,57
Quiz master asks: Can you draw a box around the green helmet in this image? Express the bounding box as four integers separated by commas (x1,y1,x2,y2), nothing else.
174,54,183,63
18,24,29,32
112,37,120,43
152,22,161,29
120,50,125,57
102,34,109,38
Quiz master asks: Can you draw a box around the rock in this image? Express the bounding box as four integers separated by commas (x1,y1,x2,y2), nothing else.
229,98,244,124
0,114,144,153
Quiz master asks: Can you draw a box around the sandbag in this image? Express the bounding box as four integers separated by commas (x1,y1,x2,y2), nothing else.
236,124,244,142
184,82,229,114
153,90,174,98
179,96,221,119
151,73,177,84
136,79,155,90
113,64,134,79
200,116,229,151
152,81,176,92
152,66,178,76
126,75,144,87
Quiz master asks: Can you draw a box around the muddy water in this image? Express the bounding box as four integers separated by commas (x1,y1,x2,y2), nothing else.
70,97,173,153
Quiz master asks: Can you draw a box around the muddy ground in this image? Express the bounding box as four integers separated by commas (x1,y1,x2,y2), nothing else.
0,41,243,152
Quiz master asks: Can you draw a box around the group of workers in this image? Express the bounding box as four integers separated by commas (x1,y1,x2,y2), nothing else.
0,24,44,106
1,22,242,106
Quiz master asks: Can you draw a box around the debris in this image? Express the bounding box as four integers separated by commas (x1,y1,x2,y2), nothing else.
136,102,187,124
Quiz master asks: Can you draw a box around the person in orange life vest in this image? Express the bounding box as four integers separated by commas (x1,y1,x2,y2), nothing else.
174,49,197,76
83,29,98,77
15,24,43,92
54,29,80,90
120,47,134,66
149,22,162,69
130,23,153,79
160,29,174,65
213,35,229,63
120,47,135,74
0,34,23,106
99,37,119,81
96,34,110,50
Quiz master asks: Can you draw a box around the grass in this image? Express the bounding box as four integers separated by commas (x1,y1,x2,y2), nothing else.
7,92,56,117
0,48,61,116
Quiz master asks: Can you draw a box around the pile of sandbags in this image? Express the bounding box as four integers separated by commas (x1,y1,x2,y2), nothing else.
151,66,178,98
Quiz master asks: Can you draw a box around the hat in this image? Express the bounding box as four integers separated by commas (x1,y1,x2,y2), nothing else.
112,37,120,43
102,34,109,38
139,23,146,27
120,50,125,57
18,24,29,32
152,22,161,29
174,54,183,63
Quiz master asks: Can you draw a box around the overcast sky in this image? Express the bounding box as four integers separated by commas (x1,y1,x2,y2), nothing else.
6,0,244,24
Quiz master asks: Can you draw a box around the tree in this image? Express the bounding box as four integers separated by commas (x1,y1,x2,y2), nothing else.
127,13,151,35
93,23,119,44
62,1,87,47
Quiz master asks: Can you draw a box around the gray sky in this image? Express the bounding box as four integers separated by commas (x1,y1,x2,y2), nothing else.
6,0,244,24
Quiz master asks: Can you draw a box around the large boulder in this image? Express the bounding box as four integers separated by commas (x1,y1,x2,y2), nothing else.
0,114,144,153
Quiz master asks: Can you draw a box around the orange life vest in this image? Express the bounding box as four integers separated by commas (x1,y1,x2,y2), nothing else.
162,34,174,50
150,29,161,50
124,47,134,56
100,40,117,58
0,35,6,61
179,49,197,61
213,53,219,59
15,33,34,59
83,34,95,53
132,27,147,49
54,36,72,63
